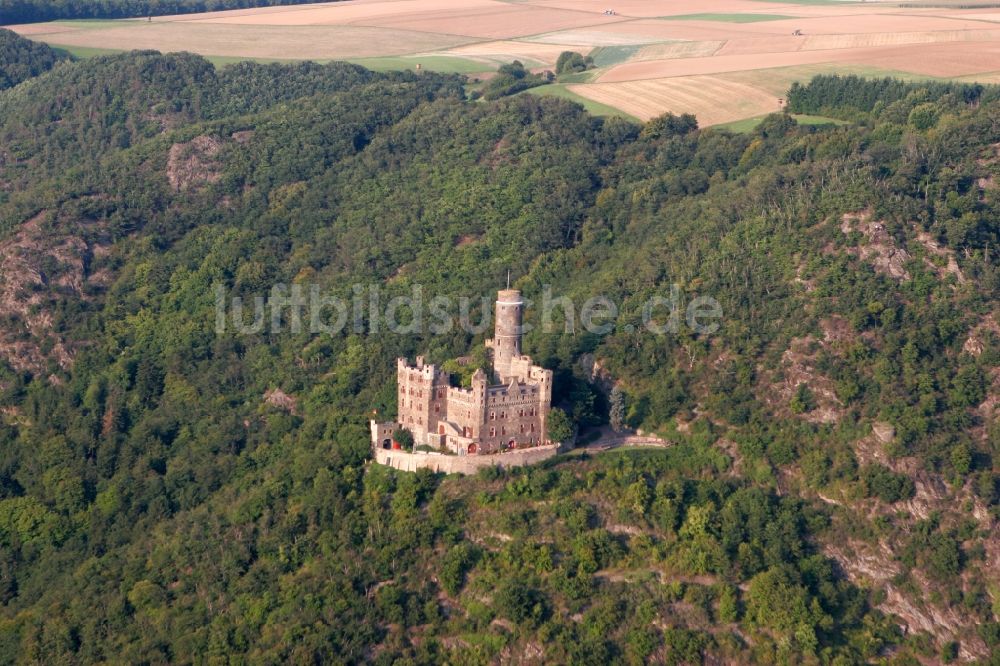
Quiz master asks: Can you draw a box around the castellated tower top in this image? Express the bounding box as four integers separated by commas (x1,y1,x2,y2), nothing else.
492,289,523,383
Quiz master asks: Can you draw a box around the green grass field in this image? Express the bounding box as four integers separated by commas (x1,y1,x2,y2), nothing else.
555,69,601,84
47,19,130,29
48,44,492,73
49,43,307,67
346,55,494,74
661,13,796,22
51,44,123,59
716,113,848,132
590,45,645,68
525,84,638,120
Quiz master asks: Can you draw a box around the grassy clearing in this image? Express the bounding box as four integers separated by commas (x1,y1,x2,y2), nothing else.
50,44,124,59
346,55,493,74
953,70,1000,83
590,45,644,68
524,84,638,120
660,13,796,22
556,69,600,84
52,47,491,72
48,43,305,67
716,113,849,132
47,19,132,30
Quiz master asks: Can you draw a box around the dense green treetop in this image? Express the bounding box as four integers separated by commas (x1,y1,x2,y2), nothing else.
0,28,71,90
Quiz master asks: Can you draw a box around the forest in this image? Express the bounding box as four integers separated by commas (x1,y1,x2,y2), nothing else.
0,27,70,88
0,0,328,24
0,28,997,664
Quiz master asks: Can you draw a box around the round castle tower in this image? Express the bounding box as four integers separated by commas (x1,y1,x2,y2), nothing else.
492,289,523,382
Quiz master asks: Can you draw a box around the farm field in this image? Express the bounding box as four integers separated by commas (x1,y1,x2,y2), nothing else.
11,0,1000,125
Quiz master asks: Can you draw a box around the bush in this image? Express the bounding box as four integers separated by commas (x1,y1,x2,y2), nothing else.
393,427,414,451
494,580,550,627
481,60,550,100
555,51,593,76
861,464,915,503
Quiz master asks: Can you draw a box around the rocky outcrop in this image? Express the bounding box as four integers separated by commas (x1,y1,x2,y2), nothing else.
0,210,109,374
167,134,224,192
264,388,298,415
841,211,911,280
764,335,843,424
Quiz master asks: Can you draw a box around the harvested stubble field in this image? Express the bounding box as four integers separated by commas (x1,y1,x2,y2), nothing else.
12,0,1000,125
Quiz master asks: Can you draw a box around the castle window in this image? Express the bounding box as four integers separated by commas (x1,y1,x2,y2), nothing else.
530,423,535,432
434,404,440,413
518,409,523,417
501,427,506,435
490,412,495,420
490,427,496,437
500,412,505,419
520,424,525,433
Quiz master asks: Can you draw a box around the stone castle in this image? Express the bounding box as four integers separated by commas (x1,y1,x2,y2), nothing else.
371,289,554,456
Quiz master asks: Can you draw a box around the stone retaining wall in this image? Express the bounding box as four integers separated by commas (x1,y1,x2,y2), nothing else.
589,435,669,449
373,444,560,474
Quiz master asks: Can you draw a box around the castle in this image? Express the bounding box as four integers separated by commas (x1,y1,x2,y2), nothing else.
371,289,554,456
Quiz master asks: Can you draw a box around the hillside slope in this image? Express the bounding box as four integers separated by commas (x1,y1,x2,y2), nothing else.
0,28,70,90
0,55,997,663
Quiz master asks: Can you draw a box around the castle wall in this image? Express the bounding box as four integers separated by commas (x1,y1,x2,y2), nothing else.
373,444,560,475
396,356,449,445
444,385,484,439
478,382,546,452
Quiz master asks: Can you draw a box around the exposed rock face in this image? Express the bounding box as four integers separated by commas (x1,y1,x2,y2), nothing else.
167,135,224,192
0,210,109,374
764,336,843,424
915,230,966,283
841,211,911,280
824,538,993,661
578,353,615,394
264,388,298,415
963,313,999,357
